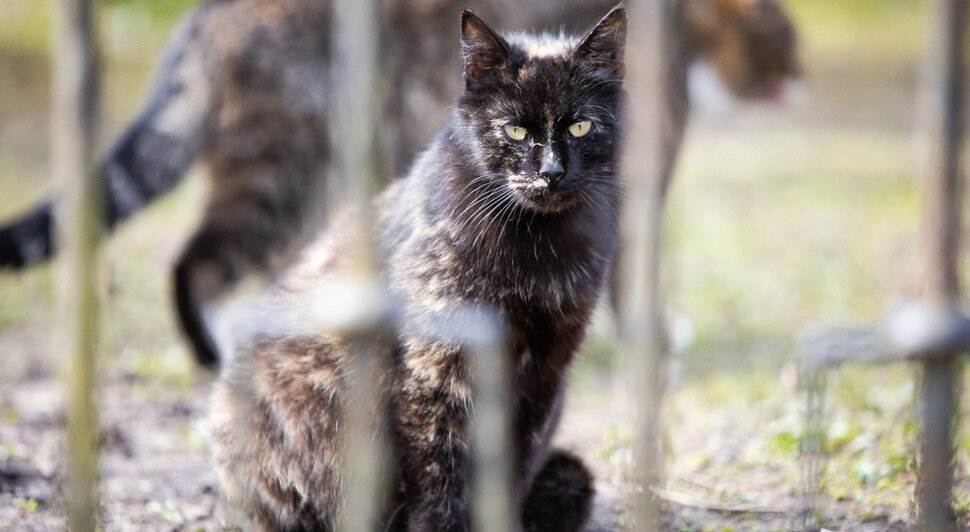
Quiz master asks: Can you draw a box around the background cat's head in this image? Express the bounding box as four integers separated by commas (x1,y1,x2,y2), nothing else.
452,6,625,215
684,0,802,111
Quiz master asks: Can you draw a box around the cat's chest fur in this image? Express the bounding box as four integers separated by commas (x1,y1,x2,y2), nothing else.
380,159,615,328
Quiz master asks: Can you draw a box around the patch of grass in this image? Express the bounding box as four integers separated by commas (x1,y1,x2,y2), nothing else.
0,0,195,56
1,407,17,425
148,499,184,524
786,0,926,60
13,498,39,513
661,361,961,525
0,264,53,330
0,0,51,56
668,125,920,373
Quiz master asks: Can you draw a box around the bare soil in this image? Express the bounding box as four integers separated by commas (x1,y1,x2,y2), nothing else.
0,367,924,532
1,373,225,531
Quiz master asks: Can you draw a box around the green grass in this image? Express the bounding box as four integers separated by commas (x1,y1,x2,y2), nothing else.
786,0,926,61
0,0,196,56
666,126,920,369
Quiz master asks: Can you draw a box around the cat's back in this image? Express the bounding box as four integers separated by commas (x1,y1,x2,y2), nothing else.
194,0,330,49
188,0,332,176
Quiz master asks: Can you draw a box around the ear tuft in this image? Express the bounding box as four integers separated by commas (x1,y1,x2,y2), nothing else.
574,5,627,77
461,10,510,89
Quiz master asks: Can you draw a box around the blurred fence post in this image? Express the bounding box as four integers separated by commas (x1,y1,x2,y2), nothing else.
328,2,514,530
52,0,101,530
329,0,391,530
798,362,826,530
917,0,966,530
464,311,512,532
618,0,671,528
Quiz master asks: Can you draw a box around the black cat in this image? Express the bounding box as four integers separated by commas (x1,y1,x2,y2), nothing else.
211,6,626,531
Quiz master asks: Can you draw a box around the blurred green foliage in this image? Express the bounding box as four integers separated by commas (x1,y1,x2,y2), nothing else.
0,0,197,55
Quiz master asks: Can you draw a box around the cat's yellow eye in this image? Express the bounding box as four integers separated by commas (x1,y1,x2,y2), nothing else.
568,119,592,138
503,124,528,141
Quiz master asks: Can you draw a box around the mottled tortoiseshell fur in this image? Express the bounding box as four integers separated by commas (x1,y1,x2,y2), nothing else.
212,7,626,531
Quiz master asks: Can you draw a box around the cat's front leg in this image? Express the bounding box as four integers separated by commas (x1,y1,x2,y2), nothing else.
514,320,586,482
393,341,471,532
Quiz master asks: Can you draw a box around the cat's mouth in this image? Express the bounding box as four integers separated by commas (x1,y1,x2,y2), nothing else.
507,176,579,213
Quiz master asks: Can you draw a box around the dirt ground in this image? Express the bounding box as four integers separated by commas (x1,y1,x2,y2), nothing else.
2,370,633,531
0,374,223,530
0,366,927,531
0,370,630,531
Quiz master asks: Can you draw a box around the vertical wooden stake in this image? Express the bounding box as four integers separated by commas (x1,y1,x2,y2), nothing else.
468,314,512,532
799,362,827,530
618,0,671,529
330,0,383,216
330,0,390,530
52,0,101,530
917,1,966,530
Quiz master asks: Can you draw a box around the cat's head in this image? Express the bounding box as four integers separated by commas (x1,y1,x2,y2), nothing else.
685,0,801,108
453,6,625,215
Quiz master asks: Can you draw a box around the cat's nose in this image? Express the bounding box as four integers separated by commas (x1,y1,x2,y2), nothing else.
539,163,565,189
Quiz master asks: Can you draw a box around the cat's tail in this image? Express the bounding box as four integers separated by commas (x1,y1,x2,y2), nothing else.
521,450,595,532
0,202,54,267
0,5,212,269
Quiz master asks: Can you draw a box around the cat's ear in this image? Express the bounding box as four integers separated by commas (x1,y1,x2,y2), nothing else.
574,5,627,77
461,10,510,89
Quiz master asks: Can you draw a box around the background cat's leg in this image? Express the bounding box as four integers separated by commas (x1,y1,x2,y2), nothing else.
173,238,224,368
392,341,471,532
172,202,280,367
172,157,321,367
520,450,594,532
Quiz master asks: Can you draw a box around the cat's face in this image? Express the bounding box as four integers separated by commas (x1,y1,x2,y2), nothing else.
453,7,625,215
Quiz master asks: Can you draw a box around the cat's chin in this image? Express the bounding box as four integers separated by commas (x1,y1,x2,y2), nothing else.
513,188,580,215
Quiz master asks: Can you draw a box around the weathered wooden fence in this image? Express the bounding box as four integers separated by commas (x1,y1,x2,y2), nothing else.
52,0,969,530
